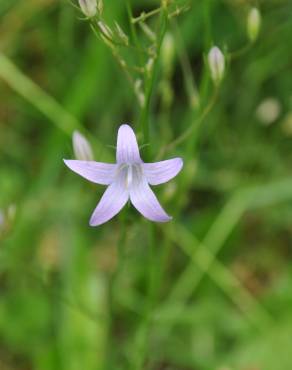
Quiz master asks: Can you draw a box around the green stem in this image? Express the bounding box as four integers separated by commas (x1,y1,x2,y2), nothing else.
171,18,200,109
228,42,253,60
126,0,144,68
0,53,80,136
139,7,167,155
157,86,218,158
132,7,163,24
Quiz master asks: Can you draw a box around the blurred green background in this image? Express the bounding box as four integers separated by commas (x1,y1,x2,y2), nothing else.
1,0,292,369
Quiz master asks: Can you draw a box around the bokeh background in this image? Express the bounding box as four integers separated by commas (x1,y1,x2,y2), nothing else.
1,0,292,369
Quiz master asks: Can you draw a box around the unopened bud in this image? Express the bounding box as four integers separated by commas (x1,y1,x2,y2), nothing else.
256,97,281,125
146,58,154,75
161,32,175,74
97,0,103,14
97,21,114,41
114,22,129,46
78,0,97,18
134,79,145,107
208,46,225,85
139,22,156,42
73,131,94,161
247,7,261,42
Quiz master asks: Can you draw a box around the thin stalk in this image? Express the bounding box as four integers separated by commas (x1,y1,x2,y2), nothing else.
229,42,253,60
139,7,167,152
132,7,163,24
90,23,137,93
126,0,145,69
153,221,274,335
154,176,292,332
0,53,80,136
157,86,218,158
129,222,156,370
171,18,200,109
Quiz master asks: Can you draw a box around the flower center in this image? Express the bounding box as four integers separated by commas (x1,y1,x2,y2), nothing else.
116,163,143,189
126,165,133,188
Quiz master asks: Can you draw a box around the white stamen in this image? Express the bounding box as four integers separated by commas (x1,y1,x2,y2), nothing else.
116,163,143,189
126,165,133,189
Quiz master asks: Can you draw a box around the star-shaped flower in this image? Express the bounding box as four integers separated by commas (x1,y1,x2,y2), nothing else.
64,124,183,226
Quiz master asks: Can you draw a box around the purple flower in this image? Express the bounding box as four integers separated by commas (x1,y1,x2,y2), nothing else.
64,124,183,226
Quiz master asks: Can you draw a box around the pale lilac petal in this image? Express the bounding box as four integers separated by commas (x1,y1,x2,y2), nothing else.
116,124,141,164
64,160,116,185
72,130,94,161
130,177,171,222
143,158,183,185
90,180,129,226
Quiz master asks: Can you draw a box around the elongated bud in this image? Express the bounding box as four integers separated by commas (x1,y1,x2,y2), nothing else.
146,58,154,75
161,32,175,75
97,21,114,41
97,0,103,14
247,7,261,42
114,22,129,46
78,0,97,18
208,46,225,85
134,79,145,107
73,131,94,161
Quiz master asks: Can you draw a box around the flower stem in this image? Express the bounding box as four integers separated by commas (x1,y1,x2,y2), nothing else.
157,86,219,158
171,18,200,110
139,7,167,155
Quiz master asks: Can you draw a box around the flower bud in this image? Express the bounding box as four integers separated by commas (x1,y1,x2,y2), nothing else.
247,7,261,42
256,98,281,125
114,22,129,46
97,0,103,14
208,46,225,85
134,79,145,107
73,130,94,161
78,0,97,18
161,32,175,75
146,58,154,75
97,21,114,42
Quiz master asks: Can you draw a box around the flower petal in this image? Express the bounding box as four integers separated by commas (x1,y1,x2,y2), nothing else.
90,180,129,226
116,124,141,164
143,158,183,185
64,159,116,185
130,177,171,222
